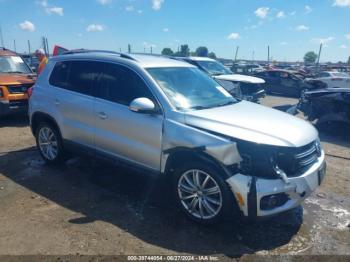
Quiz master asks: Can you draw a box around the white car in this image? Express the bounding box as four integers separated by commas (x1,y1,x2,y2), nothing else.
315,71,350,89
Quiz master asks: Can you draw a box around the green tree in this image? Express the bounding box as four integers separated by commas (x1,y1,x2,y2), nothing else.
195,46,209,57
175,44,190,57
303,51,318,64
161,47,174,56
208,52,217,59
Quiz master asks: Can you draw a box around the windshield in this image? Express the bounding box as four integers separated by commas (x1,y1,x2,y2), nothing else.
147,67,237,110
0,56,32,74
196,60,232,75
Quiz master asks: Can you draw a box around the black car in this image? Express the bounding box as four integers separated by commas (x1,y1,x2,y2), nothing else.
298,88,350,126
254,70,323,98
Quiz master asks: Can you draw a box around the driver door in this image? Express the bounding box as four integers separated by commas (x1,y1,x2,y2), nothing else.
94,63,163,171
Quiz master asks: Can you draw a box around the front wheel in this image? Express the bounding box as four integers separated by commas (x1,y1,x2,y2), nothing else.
35,122,65,165
173,161,237,224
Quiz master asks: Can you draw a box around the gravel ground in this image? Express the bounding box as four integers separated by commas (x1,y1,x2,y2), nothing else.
0,95,349,258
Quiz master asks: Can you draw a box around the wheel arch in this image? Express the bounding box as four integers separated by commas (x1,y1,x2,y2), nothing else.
31,112,62,139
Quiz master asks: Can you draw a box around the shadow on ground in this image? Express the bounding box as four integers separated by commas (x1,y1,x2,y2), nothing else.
0,114,29,128
0,149,303,257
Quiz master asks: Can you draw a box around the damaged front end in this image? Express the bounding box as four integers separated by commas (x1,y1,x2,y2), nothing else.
298,88,350,125
226,139,326,217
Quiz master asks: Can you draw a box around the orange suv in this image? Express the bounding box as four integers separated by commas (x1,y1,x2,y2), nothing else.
0,48,36,117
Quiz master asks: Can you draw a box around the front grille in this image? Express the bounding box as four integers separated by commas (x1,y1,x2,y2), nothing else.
7,84,32,94
276,141,320,177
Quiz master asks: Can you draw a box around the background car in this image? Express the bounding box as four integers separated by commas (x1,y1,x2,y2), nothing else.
178,57,266,103
0,48,36,117
255,69,321,97
314,71,350,89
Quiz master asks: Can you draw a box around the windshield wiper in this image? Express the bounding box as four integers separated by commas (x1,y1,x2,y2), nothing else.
3,71,26,74
215,101,236,107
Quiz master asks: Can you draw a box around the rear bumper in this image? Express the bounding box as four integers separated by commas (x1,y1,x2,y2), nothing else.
0,99,28,117
226,151,326,218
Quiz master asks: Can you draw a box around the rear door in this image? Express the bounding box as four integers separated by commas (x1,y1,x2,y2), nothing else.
94,62,163,171
49,60,102,148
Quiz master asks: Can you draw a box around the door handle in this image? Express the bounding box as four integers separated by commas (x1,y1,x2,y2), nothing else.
54,99,60,106
98,112,107,119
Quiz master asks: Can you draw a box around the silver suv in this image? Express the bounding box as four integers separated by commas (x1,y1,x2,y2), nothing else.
29,51,326,224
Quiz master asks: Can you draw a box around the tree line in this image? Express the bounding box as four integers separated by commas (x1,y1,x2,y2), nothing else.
161,45,217,58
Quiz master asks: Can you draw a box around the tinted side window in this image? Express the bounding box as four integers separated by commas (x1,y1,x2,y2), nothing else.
67,61,102,95
49,60,102,96
49,61,70,88
98,64,154,105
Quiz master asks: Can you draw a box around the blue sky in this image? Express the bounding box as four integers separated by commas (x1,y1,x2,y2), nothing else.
0,0,350,62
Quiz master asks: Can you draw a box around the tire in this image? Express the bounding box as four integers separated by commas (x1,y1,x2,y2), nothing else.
35,122,65,165
172,160,237,224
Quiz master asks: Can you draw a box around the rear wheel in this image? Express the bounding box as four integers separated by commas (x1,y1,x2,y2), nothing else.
35,122,65,165
173,161,236,224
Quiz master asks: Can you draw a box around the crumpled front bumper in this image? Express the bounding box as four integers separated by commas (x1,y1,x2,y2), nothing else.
226,150,326,217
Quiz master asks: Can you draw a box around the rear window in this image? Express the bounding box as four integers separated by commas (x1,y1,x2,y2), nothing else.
49,60,103,96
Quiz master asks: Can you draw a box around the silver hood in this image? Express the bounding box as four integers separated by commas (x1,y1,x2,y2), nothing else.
184,101,318,147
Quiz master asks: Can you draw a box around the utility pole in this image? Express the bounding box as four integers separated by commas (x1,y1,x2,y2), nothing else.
27,40,31,54
128,44,131,53
119,47,122,52
13,39,16,52
45,37,49,57
316,43,323,73
0,25,4,47
267,45,270,64
252,51,255,63
234,46,239,62
150,46,153,54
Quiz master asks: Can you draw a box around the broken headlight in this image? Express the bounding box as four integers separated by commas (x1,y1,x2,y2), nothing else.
237,140,279,179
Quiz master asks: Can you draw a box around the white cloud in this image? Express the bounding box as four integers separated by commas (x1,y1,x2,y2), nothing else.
227,33,240,40
125,5,134,11
138,10,143,14
333,0,350,7
46,6,64,16
339,44,347,49
311,37,335,47
97,0,112,5
254,7,269,19
163,28,169,32
280,42,287,45
152,0,164,10
86,24,104,32
290,11,296,16
305,5,312,14
19,20,36,32
276,11,285,18
36,0,47,7
345,34,350,40
296,25,309,31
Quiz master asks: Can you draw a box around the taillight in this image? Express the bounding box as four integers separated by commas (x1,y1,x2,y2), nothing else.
28,87,33,98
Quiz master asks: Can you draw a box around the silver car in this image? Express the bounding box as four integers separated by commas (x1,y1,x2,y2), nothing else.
29,51,326,224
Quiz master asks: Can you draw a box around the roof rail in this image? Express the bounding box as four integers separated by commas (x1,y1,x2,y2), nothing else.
61,49,137,61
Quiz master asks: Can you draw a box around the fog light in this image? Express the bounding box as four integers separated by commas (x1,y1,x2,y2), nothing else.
260,193,289,210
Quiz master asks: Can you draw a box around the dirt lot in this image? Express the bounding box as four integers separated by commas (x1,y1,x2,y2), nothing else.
0,95,349,258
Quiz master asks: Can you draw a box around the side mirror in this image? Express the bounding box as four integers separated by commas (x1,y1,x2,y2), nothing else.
129,97,156,113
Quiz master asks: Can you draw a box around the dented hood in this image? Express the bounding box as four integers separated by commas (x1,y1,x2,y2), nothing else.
184,101,318,147
213,74,265,84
